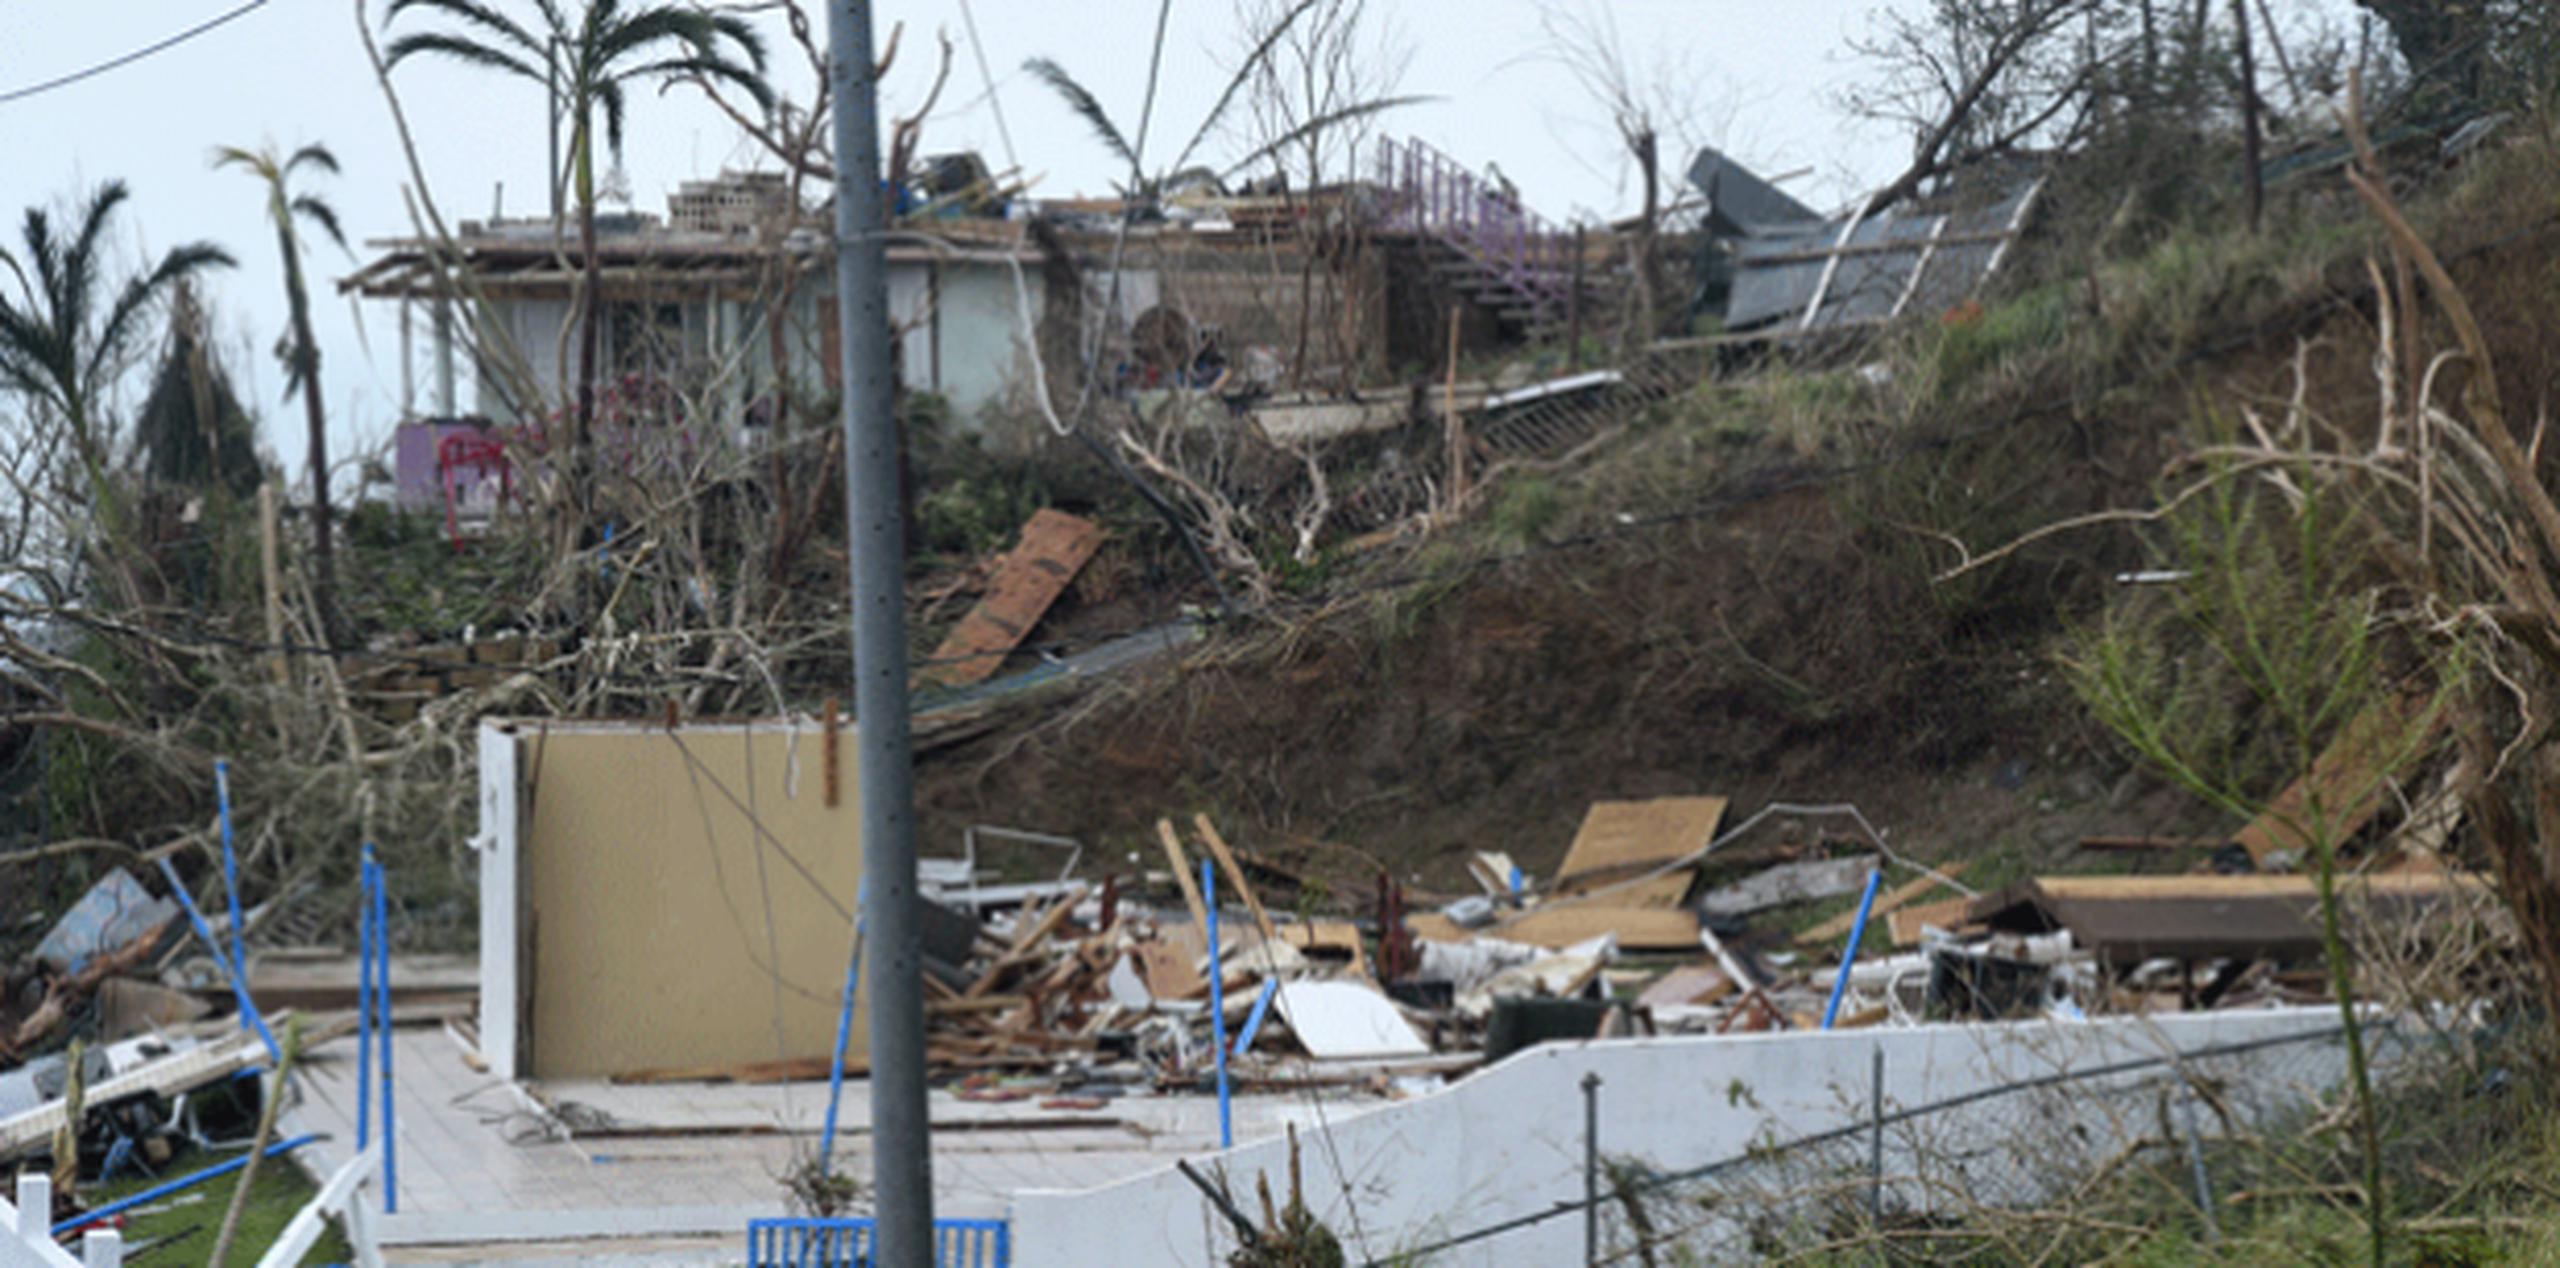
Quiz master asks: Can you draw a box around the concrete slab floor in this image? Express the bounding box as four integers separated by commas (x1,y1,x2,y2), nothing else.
279,1023,1387,1262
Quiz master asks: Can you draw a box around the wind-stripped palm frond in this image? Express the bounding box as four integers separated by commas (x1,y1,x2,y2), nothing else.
382,30,547,82
286,143,343,179
1168,0,1322,175
384,0,547,60
291,196,348,252
1024,57,1138,169
0,180,230,459
636,53,775,110
1221,94,1435,178
98,242,235,395
595,75,628,156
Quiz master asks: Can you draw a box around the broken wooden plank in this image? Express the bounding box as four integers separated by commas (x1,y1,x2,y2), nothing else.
2232,693,2446,866
1192,814,1280,946
1275,920,1370,977
1155,818,1209,932
1795,861,1971,947
1553,797,1728,907
922,508,1105,687
1699,855,1878,919
1888,896,1979,947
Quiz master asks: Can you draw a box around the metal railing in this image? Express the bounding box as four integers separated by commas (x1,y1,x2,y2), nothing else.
745,1217,1010,1268
1372,135,1579,323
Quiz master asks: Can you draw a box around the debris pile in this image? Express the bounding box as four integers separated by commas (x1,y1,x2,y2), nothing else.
892,781,2503,1092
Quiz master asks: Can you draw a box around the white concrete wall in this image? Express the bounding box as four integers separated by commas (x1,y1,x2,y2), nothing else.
1009,1008,2355,1267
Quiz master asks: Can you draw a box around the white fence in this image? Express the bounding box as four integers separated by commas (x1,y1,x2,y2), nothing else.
1,1175,117,1268
1011,1007,2356,1267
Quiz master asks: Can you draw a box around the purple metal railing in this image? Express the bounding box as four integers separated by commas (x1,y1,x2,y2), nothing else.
1372,136,1578,325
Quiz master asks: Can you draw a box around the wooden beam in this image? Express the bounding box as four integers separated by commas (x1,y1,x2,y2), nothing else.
1795,861,1971,947
1192,813,1279,946
1155,819,1209,932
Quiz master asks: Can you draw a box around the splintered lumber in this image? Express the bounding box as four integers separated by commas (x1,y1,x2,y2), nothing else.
1796,861,1971,946
1407,905,1702,951
1888,896,1979,947
1192,814,1279,945
923,508,1105,687
2232,693,2446,866
1553,797,1728,907
1276,920,1370,977
1155,819,1210,931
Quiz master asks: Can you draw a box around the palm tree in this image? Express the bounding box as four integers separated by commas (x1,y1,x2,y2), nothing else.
215,142,348,624
383,0,773,443
0,181,233,558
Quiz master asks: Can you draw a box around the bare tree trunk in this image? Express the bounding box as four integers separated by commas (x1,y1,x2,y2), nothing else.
1633,127,1659,347
2233,0,2265,231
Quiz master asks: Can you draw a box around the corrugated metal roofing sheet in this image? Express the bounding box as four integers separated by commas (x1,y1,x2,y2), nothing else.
1724,179,2045,333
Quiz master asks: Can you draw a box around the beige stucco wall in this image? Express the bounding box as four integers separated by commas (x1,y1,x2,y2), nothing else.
519,722,864,1080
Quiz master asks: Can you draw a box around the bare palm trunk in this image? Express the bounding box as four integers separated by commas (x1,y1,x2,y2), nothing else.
578,197,601,444
279,224,334,631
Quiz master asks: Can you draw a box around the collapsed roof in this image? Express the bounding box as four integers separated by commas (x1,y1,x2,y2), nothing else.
1692,149,2045,336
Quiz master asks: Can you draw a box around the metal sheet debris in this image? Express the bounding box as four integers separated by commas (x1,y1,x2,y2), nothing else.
1274,982,1430,1059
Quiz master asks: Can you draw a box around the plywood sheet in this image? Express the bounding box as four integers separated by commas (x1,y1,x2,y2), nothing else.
1888,896,1978,947
2234,694,2445,865
1553,797,1728,907
924,509,1104,687
522,725,862,1080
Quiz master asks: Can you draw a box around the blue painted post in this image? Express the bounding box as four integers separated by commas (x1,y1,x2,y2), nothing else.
210,762,282,1062
1821,870,1886,1030
818,880,870,1177
372,856,397,1213
1232,978,1280,1058
357,845,375,1153
1203,859,1232,1149
152,856,280,1063
214,761,251,1000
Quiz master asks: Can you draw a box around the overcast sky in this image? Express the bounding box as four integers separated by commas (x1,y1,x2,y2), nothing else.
1,0,2352,487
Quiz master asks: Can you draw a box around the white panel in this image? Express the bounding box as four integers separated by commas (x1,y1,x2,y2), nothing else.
474,722,521,1083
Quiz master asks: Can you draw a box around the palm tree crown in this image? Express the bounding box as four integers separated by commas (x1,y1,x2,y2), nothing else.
0,181,234,485
383,0,774,439
215,141,349,624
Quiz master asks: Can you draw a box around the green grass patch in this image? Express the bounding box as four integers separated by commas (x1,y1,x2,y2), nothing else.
78,1145,352,1266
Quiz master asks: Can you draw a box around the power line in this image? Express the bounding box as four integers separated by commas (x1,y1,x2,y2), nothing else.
0,0,271,106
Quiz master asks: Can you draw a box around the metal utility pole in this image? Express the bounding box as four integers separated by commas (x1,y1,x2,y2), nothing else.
823,0,933,1259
